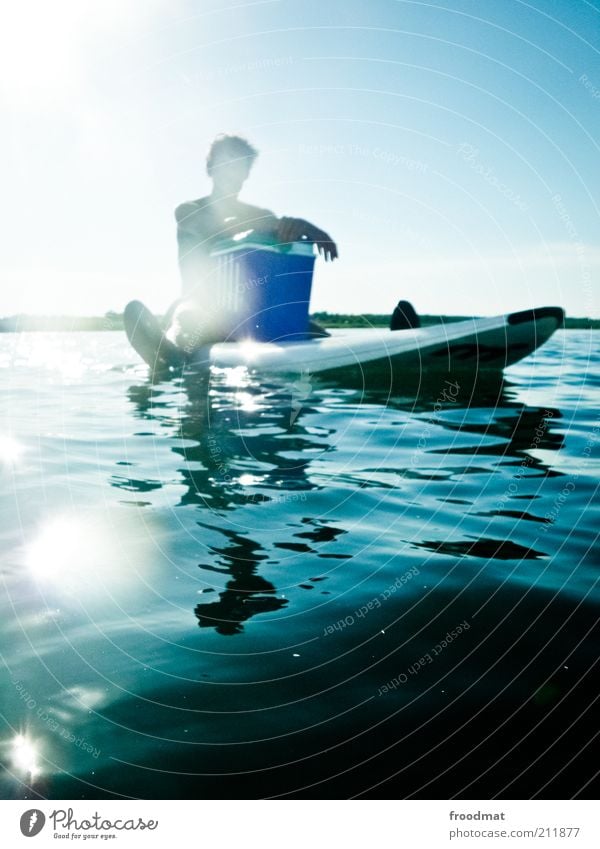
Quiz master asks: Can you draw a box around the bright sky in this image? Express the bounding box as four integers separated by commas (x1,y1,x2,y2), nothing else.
1,0,598,318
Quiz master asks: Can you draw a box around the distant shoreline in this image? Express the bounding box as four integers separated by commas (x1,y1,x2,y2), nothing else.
313,312,598,330
0,312,597,332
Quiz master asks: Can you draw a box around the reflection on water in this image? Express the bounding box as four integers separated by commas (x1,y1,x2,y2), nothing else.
414,538,548,559
194,526,284,635
121,365,569,634
125,369,331,634
0,330,598,799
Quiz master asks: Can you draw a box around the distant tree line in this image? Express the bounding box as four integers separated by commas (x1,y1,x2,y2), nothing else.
0,311,596,332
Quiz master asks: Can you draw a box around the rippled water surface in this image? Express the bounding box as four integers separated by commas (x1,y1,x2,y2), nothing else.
1,330,598,799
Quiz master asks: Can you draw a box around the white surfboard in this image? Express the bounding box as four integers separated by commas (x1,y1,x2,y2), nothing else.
124,301,563,381
202,307,564,377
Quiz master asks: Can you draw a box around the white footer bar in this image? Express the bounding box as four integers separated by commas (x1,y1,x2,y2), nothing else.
0,800,598,847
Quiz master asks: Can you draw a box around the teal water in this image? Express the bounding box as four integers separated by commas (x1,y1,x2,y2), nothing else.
0,330,598,799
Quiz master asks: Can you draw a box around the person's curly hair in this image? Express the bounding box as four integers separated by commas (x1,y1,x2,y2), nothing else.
206,134,259,173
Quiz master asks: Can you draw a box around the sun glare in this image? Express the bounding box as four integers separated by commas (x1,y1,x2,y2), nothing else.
234,391,263,412
236,343,265,365
26,516,87,581
24,510,157,599
12,734,40,778
0,2,80,104
0,0,155,105
0,435,25,465
238,474,263,486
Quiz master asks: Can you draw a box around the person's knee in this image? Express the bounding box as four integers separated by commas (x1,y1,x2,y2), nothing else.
167,303,228,350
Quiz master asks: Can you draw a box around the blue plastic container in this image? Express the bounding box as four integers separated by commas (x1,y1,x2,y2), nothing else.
210,240,315,342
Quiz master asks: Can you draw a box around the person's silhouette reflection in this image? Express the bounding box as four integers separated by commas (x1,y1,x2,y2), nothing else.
126,369,324,511
125,371,325,633
195,526,286,635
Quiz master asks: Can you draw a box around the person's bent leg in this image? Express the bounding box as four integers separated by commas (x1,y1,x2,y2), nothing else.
165,301,231,353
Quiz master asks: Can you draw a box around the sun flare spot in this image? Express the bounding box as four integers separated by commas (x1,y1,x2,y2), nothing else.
0,435,25,465
12,734,40,778
234,391,263,412
24,510,157,598
222,365,251,387
26,516,88,581
238,473,263,487
0,0,158,105
236,342,265,365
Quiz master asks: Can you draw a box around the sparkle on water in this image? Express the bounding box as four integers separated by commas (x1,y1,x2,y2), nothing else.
12,735,40,779
0,434,25,464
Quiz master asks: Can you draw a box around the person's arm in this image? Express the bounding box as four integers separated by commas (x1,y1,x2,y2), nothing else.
237,205,280,241
242,204,338,261
175,202,213,296
277,216,338,261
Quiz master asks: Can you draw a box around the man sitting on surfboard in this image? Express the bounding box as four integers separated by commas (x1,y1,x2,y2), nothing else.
166,134,338,349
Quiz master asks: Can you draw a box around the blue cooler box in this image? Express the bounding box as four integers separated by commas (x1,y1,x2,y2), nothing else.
210,240,315,342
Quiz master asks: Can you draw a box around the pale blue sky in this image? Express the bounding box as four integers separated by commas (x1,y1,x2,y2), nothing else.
1,0,599,317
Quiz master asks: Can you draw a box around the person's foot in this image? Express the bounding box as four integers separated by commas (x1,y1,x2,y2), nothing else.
390,300,420,330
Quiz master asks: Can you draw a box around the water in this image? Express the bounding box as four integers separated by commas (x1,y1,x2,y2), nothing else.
0,330,598,799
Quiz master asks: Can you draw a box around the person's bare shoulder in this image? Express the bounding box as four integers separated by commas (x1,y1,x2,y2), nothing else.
175,197,211,225
236,200,276,221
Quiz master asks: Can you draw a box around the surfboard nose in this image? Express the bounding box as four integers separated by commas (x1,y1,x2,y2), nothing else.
507,306,565,327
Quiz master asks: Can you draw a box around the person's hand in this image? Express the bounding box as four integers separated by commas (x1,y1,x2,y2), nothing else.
312,228,338,262
278,217,338,261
